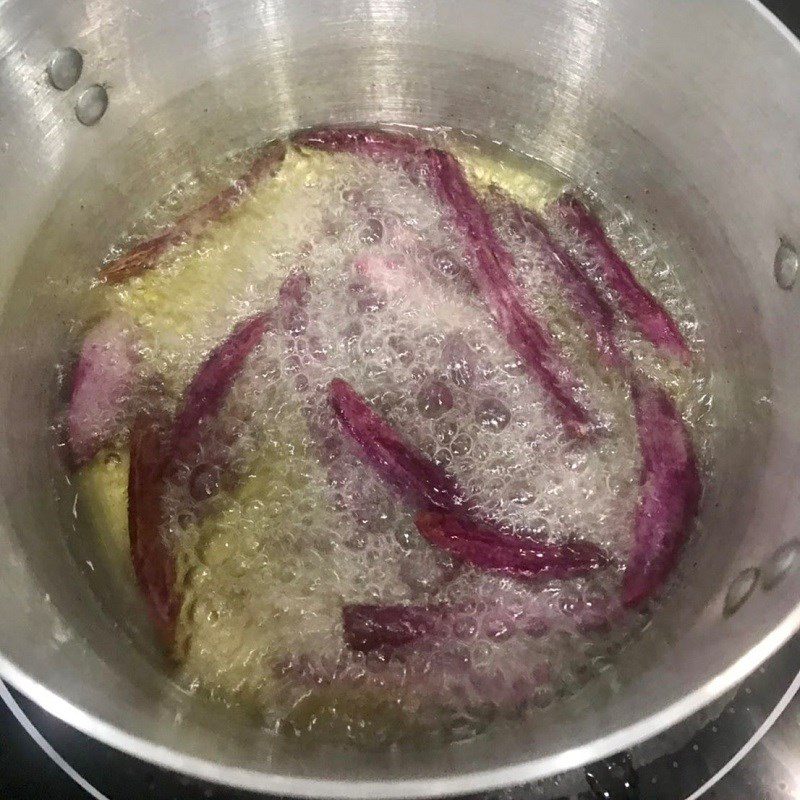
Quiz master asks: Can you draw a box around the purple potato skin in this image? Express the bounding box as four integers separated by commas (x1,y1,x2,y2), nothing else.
553,193,691,365
128,272,310,647
99,140,286,284
423,149,594,437
503,198,623,368
621,380,701,608
68,316,137,467
415,511,610,582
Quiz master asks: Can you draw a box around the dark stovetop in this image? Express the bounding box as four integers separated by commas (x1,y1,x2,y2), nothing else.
2,2,799,798
768,0,800,32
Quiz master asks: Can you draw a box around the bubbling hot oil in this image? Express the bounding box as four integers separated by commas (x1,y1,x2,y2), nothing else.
71,127,715,745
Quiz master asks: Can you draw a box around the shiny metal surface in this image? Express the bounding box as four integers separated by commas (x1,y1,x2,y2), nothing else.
0,0,799,796
4,634,800,797
46,47,83,91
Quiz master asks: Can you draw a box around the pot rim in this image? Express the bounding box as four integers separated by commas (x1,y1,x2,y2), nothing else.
3,603,800,797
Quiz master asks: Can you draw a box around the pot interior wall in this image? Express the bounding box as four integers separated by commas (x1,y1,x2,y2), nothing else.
0,1,798,794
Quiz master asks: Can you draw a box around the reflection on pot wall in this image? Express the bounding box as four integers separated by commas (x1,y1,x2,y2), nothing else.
0,0,796,795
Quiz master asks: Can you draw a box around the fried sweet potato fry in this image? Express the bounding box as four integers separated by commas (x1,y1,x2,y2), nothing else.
99,140,286,284
554,193,691,365
621,380,701,608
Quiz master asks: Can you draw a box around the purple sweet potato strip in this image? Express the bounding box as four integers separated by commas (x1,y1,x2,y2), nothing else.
343,603,542,653
128,272,311,647
329,378,611,578
99,140,286,285
621,380,701,608
295,131,599,435
68,316,138,467
554,193,691,365
292,127,424,163
343,592,620,653
343,604,445,651
169,270,312,468
169,311,275,468
328,377,468,513
128,314,273,646
298,132,592,434
416,511,609,582
128,410,180,645
424,149,593,437
504,198,624,368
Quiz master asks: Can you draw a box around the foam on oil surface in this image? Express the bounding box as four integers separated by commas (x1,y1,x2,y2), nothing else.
70,127,716,745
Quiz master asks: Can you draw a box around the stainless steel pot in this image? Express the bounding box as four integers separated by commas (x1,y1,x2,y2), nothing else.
0,0,799,796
